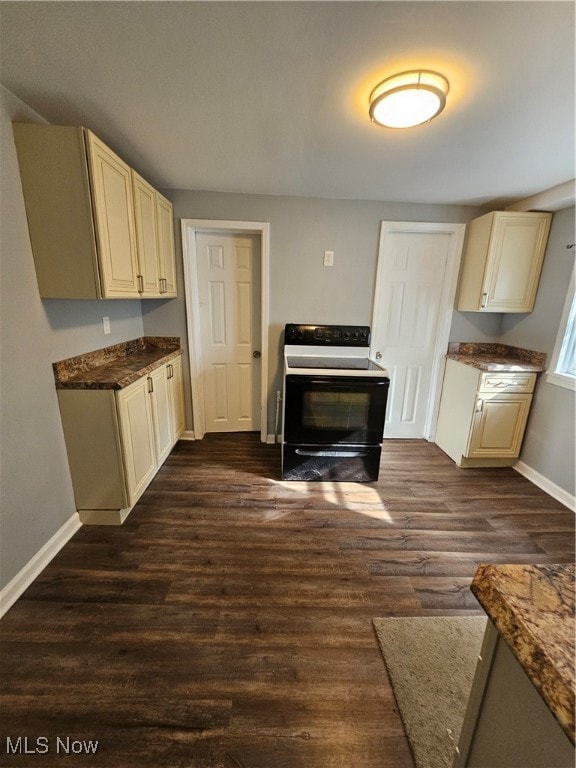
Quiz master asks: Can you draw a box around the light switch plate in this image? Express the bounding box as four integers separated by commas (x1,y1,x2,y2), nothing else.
102,316,111,335
323,250,334,267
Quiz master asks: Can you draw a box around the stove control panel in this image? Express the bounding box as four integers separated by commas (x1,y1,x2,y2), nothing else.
285,324,370,346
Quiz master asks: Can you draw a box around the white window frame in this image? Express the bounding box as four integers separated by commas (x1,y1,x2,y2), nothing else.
547,264,576,390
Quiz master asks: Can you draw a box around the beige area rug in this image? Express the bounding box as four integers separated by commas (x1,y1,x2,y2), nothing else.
373,616,487,768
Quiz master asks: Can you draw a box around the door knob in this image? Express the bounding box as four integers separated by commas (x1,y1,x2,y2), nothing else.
253,350,261,359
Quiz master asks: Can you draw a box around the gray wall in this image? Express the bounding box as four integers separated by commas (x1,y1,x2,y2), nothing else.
143,190,486,433
500,206,575,495
0,86,145,589
144,191,575,497
2,81,573,594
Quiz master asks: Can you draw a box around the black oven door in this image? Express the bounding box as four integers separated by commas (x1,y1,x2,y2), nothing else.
284,374,389,446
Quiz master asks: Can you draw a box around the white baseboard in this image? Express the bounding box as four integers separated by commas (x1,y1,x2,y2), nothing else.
266,433,278,444
514,461,576,512
0,512,81,618
180,430,195,441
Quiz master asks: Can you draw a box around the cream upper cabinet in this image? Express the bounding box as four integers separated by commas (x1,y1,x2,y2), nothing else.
86,131,141,297
156,192,177,296
132,171,161,296
457,211,552,313
435,359,537,468
132,173,178,298
13,123,177,299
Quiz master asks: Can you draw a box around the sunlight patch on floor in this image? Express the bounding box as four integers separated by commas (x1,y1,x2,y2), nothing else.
270,479,393,522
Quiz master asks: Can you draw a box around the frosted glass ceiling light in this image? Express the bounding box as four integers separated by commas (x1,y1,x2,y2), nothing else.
369,70,449,128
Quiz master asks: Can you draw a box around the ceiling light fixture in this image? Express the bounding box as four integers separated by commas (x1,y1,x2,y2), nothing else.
369,70,449,129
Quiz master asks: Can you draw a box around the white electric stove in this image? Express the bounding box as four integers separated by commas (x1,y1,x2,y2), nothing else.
282,324,390,481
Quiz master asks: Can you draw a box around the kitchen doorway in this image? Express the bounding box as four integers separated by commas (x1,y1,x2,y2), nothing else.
181,219,270,442
370,221,465,439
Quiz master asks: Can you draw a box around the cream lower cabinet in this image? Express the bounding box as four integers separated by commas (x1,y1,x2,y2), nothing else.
116,375,158,506
57,355,185,524
467,393,532,459
435,359,536,468
167,355,186,439
148,357,185,465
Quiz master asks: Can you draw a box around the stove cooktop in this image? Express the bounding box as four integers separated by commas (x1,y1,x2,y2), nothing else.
286,355,384,371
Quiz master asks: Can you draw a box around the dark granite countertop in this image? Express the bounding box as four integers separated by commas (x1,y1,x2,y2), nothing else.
447,342,546,372
53,337,182,390
472,563,575,744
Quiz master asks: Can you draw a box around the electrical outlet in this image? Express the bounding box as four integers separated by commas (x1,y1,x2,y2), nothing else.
102,316,111,335
323,250,334,267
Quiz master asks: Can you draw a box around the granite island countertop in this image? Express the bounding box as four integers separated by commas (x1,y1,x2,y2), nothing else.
447,342,546,373
53,336,182,390
471,563,575,744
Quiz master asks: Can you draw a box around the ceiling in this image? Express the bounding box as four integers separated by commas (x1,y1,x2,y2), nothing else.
1,1,574,207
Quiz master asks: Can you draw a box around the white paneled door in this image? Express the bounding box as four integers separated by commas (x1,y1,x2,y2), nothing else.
195,232,261,433
371,222,465,439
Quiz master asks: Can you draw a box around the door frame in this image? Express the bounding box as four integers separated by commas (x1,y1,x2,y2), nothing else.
371,220,465,440
181,219,270,442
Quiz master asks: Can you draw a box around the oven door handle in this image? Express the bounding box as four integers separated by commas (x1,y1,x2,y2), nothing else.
295,448,370,458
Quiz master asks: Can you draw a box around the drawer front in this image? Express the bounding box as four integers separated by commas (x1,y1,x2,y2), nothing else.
478,372,536,394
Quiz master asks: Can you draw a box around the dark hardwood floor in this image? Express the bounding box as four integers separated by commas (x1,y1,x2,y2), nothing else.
1,434,574,767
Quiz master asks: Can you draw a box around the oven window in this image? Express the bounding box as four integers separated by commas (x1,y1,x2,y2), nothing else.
302,392,370,430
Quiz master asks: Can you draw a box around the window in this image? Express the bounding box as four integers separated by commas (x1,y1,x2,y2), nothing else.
547,266,576,390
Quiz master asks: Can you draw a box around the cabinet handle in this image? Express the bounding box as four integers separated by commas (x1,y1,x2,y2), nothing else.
147,376,154,393
137,274,144,293
167,364,173,379
160,278,167,294
476,398,483,412
481,292,488,308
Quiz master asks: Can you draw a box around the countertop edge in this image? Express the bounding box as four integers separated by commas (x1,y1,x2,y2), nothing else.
55,347,183,390
446,342,546,372
53,337,183,390
446,354,546,373
471,564,575,744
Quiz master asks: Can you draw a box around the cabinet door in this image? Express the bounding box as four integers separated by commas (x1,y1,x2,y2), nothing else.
156,192,177,296
116,377,157,505
149,366,173,465
467,393,533,458
482,213,551,312
86,131,140,298
168,355,186,440
12,124,102,299
132,171,160,296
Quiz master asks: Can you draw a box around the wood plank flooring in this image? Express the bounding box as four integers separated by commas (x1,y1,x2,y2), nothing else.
1,434,574,768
